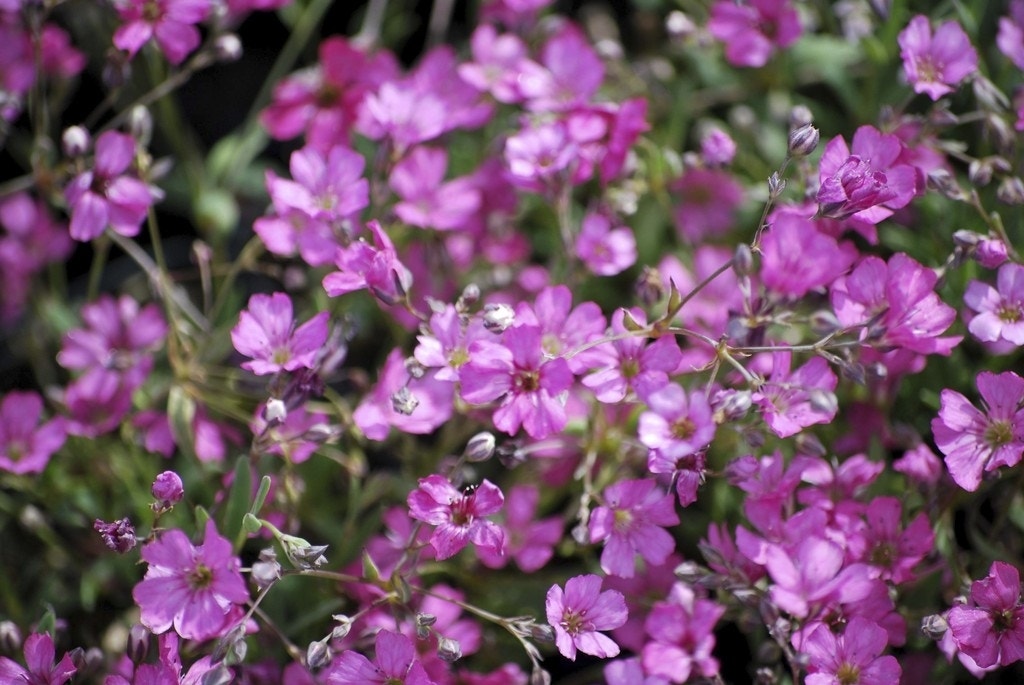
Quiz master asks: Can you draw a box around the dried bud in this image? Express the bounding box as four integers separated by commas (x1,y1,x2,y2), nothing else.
263,398,287,425
128,624,150,664
94,518,137,553
997,176,1024,205
306,640,332,671
152,470,184,508
252,548,282,589
62,126,90,157
921,613,949,640
214,34,243,62
635,266,664,307
482,303,515,332
437,636,462,663
530,623,555,642
416,613,437,627
787,124,819,157
331,615,352,640
200,665,233,685
968,159,993,187
281,535,329,569
391,387,420,416
457,283,480,310
464,432,496,462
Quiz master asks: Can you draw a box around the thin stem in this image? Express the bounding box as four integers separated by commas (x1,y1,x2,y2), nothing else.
427,0,456,48
354,0,389,48
659,258,735,325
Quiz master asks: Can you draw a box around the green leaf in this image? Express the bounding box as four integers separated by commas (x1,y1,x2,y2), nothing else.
167,386,197,462
224,456,252,549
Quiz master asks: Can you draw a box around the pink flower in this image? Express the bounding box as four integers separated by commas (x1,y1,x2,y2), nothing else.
638,383,715,464
0,391,65,475
753,352,838,438
477,485,562,573
671,168,743,242
231,292,329,376
589,478,679,578
759,212,857,297
459,324,574,440
328,630,435,685
575,211,637,277
457,24,534,104
64,131,161,241
856,496,933,585
0,632,76,685
816,126,920,224
518,22,603,112
898,15,977,101
801,616,901,685
545,574,627,661
583,308,681,404
504,120,578,193
112,0,210,65
932,371,1024,491
322,220,413,305
390,147,481,231
700,127,736,167
765,536,873,619
641,582,724,683
707,0,802,68
407,475,504,560
947,562,1024,669
964,262,1024,346
998,1,1024,71
132,520,249,641
353,348,454,440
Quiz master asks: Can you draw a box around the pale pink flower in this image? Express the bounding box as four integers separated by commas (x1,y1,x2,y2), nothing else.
112,0,210,65
545,574,627,661
898,15,977,101
231,292,329,376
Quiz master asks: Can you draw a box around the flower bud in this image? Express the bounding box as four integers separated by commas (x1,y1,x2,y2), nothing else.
635,266,664,307
926,168,965,201
128,624,150,664
767,172,785,199
531,667,552,685
976,237,1009,269
391,387,420,416
437,636,462,663
457,283,480,310
152,471,184,508
530,623,555,642
201,665,233,685
404,357,426,380
968,159,993,187
789,104,813,130
331,615,352,640
214,34,243,62
252,548,281,589
129,105,152,147
416,613,437,627
665,10,696,39
306,640,332,671
673,560,704,582
0,621,22,654
997,176,1024,205
94,518,137,553
787,124,819,157
482,303,515,332
61,126,90,157
733,243,754,277
263,398,287,425
921,613,949,640
463,432,496,462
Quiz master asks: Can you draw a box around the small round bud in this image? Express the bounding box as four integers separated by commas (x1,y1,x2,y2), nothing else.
404,357,426,380
482,303,516,332
331,614,352,640
733,243,754,277
128,106,152,147
787,124,819,157
464,432,496,462
457,283,480,310
921,613,949,640
263,398,287,424
62,126,90,157
976,237,1009,269
306,640,332,671
214,34,243,62
788,104,813,130
968,158,993,187
152,471,184,508
997,176,1024,205
437,636,462,663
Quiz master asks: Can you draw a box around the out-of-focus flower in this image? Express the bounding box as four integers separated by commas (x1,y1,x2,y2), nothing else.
0,391,66,475
112,0,210,65
0,632,76,685
707,0,802,68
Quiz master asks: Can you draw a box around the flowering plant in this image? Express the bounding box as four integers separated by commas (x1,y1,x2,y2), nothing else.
4,0,1024,683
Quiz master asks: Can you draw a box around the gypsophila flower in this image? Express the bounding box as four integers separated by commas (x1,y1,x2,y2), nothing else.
231,292,330,376
801,616,902,684
151,471,184,508
0,632,76,685
0,391,65,475
898,15,977,101
546,574,627,661
947,562,1024,668
112,0,210,65
964,262,1024,346
407,475,504,560
327,630,435,685
94,518,138,553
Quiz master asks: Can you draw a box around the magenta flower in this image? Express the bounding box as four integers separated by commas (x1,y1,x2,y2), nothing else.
390,146,481,231
515,285,607,375
964,262,1024,346
414,304,492,383
407,475,504,560
638,383,715,461
575,211,637,277
947,562,1024,668
504,120,578,193
519,22,603,112
998,1,1024,71
707,0,802,68
932,371,1024,492
752,352,837,438
132,520,249,641
457,24,533,104
700,127,736,167
231,292,329,376
477,485,562,573
64,131,161,241
641,582,724,683
765,536,873,620
546,574,627,661
898,15,977,101
759,212,857,298
816,126,919,224
801,616,901,685
112,0,210,65
353,348,454,440
589,478,679,578
328,630,435,685
322,220,413,305
671,168,743,242
459,324,574,440
0,632,76,685
857,496,933,585
0,390,65,475
583,308,682,404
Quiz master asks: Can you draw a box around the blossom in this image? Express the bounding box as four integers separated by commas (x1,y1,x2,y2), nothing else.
0,632,76,685
504,120,578,193
583,308,681,404
152,471,184,507
112,0,210,65
322,220,413,305
753,352,838,438
765,536,873,619
638,383,715,463
132,520,249,641
353,348,454,440
575,211,637,277
64,131,161,241
328,630,435,685
0,391,66,475
758,212,857,297
390,146,481,231
801,617,902,684
94,517,138,553
700,127,736,166
898,15,977,101
457,24,534,104
477,485,562,572
707,0,802,68
545,574,627,661
998,1,1024,71
641,582,724,683
407,475,504,560
459,324,573,440
964,262,1024,346
932,371,1024,491
231,292,329,376
856,496,933,585
947,562,1024,669
671,168,743,242
816,126,919,224
518,22,603,112
589,478,679,578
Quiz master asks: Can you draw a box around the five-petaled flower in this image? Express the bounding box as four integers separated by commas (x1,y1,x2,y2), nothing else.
407,475,505,560
546,574,628,661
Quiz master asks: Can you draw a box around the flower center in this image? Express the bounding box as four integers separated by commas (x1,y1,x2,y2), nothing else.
620,358,639,379
671,417,696,440
450,497,474,527
613,508,633,533
985,419,1014,448
6,441,25,462
994,608,1018,632
272,348,291,366
997,301,1022,323
448,347,469,369
188,563,214,590
560,607,590,636
836,662,860,685
869,542,894,568
515,370,540,393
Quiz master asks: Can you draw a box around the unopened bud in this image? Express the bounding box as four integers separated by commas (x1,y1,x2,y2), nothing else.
464,432,496,462
0,621,21,654
281,535,329,569
926,168,965,201
416,613,437,627
733,243,754,277
306,640,332,671
755,666,778,685
437,636,462,663
62,126,90,157
331,615,352,640
482,303,515,332
807,389,838,416
997,176,1024,205
103,49,131,89
531,623,555,642
976,237,1009,269
152,470,184,508
211,624,246,666
968,159,993,187
457,283,480,310
921,613,949,640
128,624,150,664
201,665,233,685
214,34,243,62
94,518,137,553
789,104,813,130
794,432,827,457
391,387,420,416
263,398,287,424
768,172,786,199
673,560,704,582
635,266,664,307
952,229,981,250
665,10,696,39
787,124,819,157
129,106,152,147
252,549,282,589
